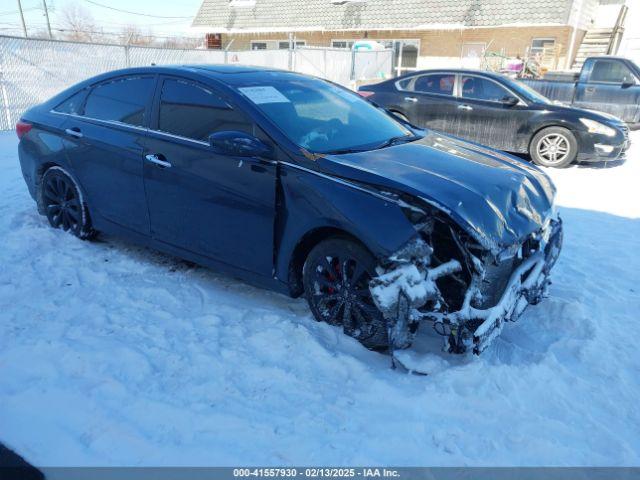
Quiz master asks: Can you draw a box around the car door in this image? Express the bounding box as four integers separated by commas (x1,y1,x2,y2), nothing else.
142,76,277,276
574,58,640,123
397,72,459,133
62,75,155,235
453,74,530,152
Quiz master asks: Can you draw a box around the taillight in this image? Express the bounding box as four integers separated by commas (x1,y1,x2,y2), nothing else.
357,91,375,99
16,121,32,140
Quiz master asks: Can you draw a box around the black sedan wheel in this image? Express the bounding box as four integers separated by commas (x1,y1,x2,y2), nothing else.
41,167,95,239
530,126,577,168
303,238,388,350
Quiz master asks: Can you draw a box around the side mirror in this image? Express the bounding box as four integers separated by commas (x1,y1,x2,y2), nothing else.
208,130,273,158
621,80,636,89
500,95,519,107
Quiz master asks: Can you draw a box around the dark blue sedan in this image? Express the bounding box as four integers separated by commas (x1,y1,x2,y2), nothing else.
17,65,562,356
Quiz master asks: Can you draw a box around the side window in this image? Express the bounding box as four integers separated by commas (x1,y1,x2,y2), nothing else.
84,76,154,127
411,74,455,95
590,60,637,84
461,76,511,102
53,89,88,115
158,78,253,142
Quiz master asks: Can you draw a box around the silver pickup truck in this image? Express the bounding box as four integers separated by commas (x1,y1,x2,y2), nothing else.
521,56,640,128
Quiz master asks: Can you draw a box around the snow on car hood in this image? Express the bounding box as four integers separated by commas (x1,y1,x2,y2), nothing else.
319,131,557,254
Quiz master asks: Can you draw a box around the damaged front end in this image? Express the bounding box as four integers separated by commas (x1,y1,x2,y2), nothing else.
369,201,563,358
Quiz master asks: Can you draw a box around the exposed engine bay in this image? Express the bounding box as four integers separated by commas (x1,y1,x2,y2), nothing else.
369,205,563,360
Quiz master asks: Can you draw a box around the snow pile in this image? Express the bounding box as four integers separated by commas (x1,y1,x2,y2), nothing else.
0,131,639,466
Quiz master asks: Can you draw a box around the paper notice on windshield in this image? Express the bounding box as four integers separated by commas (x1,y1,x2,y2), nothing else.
238,86,290,104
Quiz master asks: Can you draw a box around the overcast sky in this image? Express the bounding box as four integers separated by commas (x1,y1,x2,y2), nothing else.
1,0,205,38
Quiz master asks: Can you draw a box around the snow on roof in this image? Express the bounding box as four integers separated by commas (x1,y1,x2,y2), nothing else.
192,0,575,33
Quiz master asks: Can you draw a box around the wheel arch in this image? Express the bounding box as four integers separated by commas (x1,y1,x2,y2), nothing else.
527,121,577,152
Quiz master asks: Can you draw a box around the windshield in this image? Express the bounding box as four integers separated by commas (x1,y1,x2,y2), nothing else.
234,76,413,154
510,79,552,104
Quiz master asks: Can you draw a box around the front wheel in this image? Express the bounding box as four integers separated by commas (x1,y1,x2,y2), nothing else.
303,238,388,350
529,126,578,168
41,167,96,239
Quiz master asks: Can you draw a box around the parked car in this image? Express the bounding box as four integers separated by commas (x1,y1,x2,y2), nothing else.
521,56,640,127
358,68,630,168
17,65,562,356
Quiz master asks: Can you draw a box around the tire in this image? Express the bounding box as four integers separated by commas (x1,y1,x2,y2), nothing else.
41,167,96,240
303,238,388,350
529,126,578,168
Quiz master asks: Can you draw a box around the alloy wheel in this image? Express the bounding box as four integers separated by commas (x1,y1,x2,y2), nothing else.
42,173,82,234
309,253,383,341
536,133,570,165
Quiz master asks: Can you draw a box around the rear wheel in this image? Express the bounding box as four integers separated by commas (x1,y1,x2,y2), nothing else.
529,126,577,168
303,238,388,350
41,167,96,239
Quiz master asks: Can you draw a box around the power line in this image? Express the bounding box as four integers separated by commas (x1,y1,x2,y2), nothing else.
0,7,38,16
81,0,193,19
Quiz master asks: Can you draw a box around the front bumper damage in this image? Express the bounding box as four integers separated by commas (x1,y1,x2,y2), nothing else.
369,216,563,359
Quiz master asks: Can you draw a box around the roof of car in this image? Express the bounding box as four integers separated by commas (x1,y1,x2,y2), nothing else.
397,69,507,80
182,64,282,75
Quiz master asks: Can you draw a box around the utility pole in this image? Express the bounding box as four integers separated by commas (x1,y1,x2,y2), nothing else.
16,0,28,37
42,0,53,39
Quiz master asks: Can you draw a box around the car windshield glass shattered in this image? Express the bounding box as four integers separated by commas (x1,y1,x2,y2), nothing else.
235,77,415,154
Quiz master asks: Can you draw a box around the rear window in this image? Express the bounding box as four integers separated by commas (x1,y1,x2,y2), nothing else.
412,74,455,95
53,89,88,115
84,76,154,127
590,60,637,84
158,78,253,141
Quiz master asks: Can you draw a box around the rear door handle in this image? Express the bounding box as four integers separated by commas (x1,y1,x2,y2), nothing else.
64,128,83,138
457,104,473,111
145,154,172,168
585,87,595,93
404,96,418,103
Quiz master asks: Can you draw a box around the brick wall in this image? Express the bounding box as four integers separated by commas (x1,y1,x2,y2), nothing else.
219,25,579,69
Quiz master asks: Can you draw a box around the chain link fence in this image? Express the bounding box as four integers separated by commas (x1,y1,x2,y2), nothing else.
0,35,393,130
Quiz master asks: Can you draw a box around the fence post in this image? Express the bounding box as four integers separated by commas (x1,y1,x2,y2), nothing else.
124,45,130,68
0,38,12,129
350,49,356,82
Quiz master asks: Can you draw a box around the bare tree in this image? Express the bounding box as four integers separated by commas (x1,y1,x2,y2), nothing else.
59,1,97,42
119,25,154,46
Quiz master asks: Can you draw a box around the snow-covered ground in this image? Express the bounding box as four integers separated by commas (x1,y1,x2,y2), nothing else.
0,130,639,467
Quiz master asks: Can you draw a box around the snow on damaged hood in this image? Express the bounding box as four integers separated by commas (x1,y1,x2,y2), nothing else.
321,131,557,255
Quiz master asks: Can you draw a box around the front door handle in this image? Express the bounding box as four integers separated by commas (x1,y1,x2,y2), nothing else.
404,96,418,103
585,86,595,93
64,128,83,138
145,154,172,168
457,104,473,111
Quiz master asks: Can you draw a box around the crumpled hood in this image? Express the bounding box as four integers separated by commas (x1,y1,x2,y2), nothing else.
317,131,557,254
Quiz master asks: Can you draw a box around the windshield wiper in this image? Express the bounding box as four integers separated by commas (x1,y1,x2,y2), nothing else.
372,134,419,150
322,146,370,155
321,134,419,156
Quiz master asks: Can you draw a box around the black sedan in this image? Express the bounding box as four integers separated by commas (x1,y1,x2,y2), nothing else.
359,69,630,168
17,65,562,357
